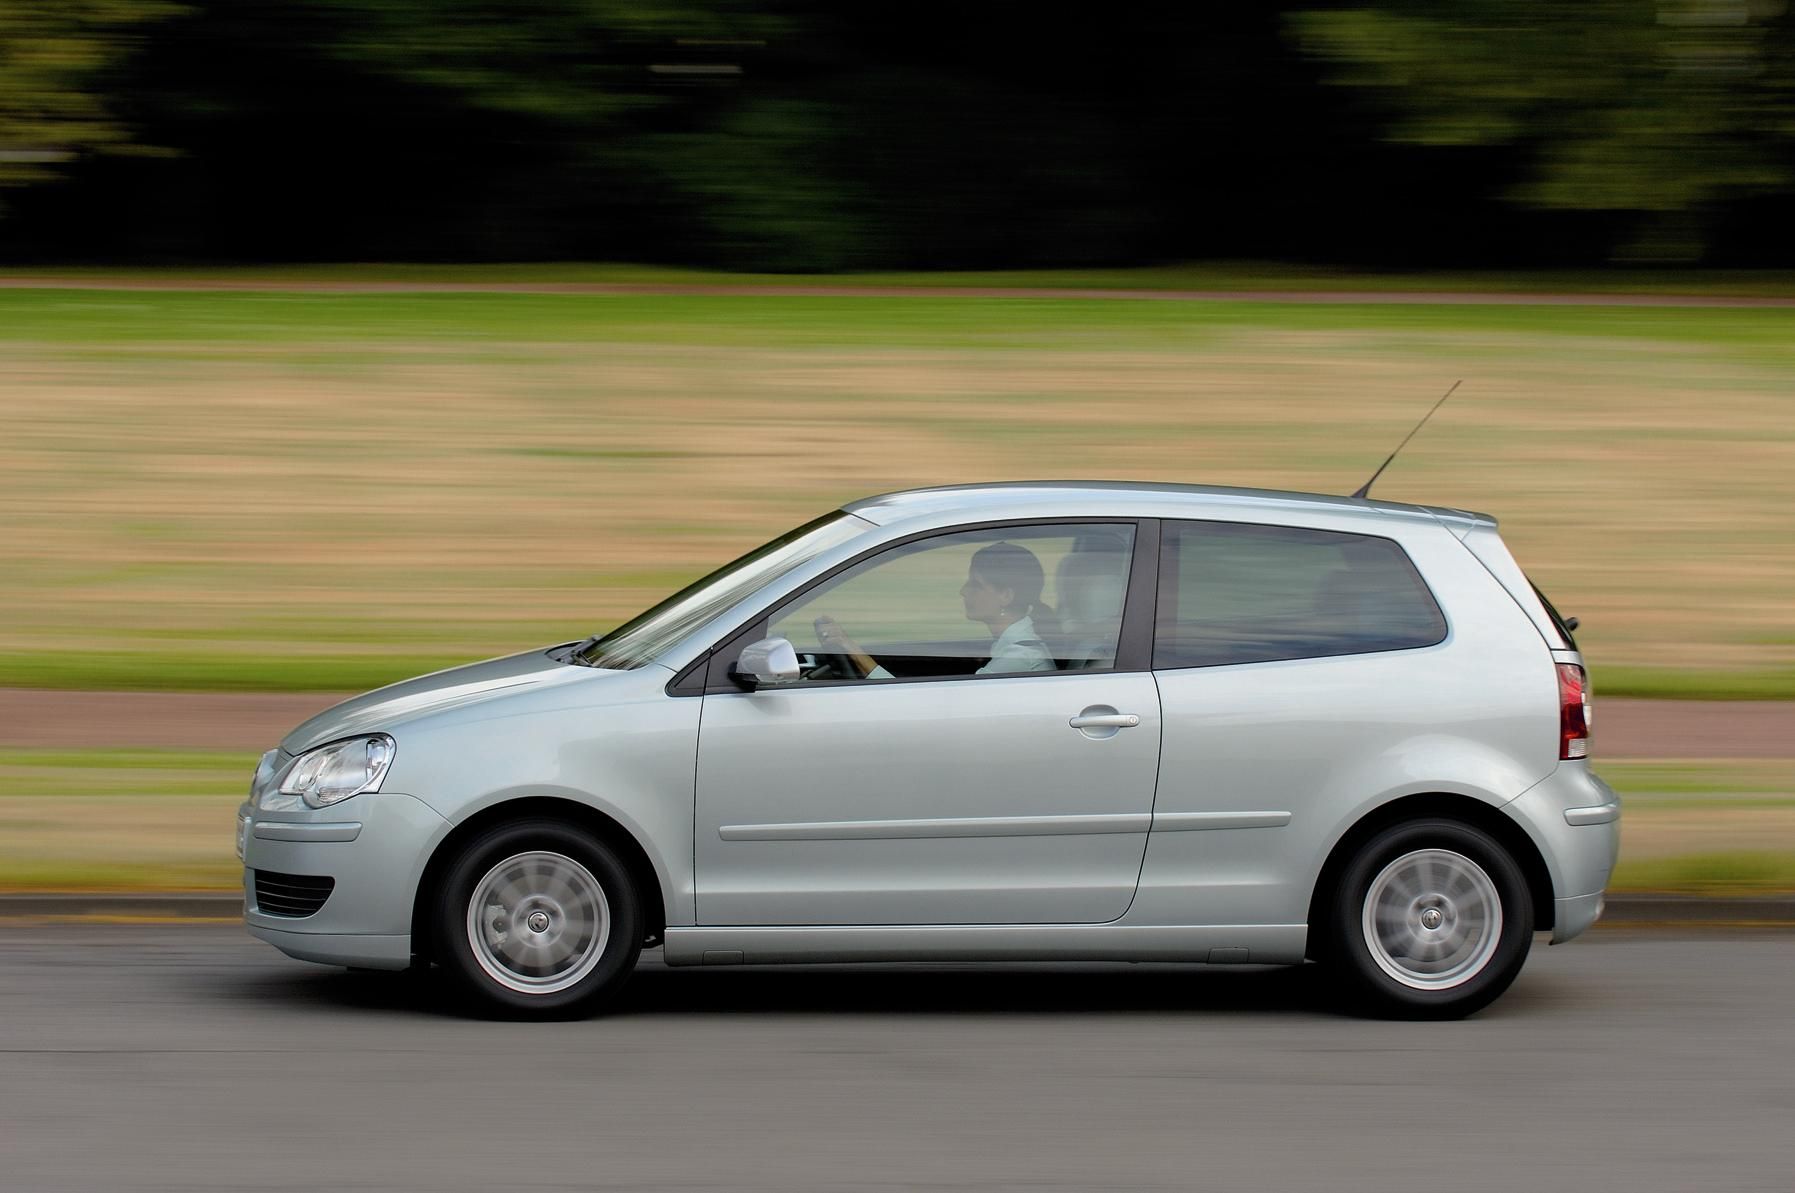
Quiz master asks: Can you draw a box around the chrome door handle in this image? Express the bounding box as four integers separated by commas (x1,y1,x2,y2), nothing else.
1068,713,1141,729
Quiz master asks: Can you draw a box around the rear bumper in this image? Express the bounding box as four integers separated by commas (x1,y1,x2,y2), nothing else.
1552,892,1606,944
1504,762,1620,944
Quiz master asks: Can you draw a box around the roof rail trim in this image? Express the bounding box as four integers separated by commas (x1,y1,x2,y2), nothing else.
844,480,1485,527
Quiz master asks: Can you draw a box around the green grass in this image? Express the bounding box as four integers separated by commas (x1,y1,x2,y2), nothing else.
0,748,258,797
0,749,253,891
0,650,477,694
1596,667,1795,701
4,289,1795,353
0,860,243,891
1609,852,1795,895
1599,759,1795,812
1598,760,1795,797
10,261,1795,296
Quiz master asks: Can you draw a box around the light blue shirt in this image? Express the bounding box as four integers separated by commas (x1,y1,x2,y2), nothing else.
975,615,1056,674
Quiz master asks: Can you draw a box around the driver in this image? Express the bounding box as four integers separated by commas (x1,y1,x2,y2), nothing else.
816,541,1058,679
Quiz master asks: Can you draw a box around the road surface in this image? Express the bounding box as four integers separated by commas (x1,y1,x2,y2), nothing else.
0,925,1789,1192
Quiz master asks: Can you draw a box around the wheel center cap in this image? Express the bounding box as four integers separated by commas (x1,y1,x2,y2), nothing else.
526,910,551,933
1419,907,1445,931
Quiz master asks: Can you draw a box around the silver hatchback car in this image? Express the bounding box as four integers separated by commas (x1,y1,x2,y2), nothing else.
239,482,1618,1019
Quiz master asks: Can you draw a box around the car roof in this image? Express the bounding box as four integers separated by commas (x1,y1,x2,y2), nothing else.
844,480,1493,531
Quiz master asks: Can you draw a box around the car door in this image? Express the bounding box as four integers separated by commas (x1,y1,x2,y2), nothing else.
693,520,1162,926
1135,517,1548,929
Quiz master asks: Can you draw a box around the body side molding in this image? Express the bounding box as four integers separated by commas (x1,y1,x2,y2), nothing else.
718,812,1153,842
1151,811,1292,831
662,922,1308,966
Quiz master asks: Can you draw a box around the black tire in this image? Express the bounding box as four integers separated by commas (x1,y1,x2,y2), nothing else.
1325,818,1533,1020
433,819,643,1019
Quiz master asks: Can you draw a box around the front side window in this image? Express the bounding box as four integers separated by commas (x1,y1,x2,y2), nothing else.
1154,520,1446,669
768,523,1136,682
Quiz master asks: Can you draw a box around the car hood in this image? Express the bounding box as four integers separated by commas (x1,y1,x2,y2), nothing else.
279,648,609,755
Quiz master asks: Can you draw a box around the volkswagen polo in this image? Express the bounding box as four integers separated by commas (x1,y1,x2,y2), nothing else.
238,482,1619,1019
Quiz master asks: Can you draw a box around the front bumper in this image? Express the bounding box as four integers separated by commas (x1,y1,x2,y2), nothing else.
247,924,415,969
240,790,450,971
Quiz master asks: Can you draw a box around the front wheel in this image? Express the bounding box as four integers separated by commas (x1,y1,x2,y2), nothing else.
434,820,642,1018
1326,819,1533,1020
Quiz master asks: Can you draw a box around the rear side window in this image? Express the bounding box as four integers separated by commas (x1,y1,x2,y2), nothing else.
1154,520,1447,669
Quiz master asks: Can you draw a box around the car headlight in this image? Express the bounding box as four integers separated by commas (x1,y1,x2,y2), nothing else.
278,735,395,808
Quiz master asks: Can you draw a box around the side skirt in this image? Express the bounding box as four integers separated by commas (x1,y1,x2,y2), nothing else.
660,923,1308,967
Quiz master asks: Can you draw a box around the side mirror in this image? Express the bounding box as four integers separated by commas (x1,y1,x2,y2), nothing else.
731,637,800,689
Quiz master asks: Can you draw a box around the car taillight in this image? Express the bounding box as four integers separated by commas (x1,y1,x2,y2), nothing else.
1558,663,1589,759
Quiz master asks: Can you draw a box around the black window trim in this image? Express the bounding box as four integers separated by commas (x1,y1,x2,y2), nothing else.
1150,516,1448,673
667,516,1161,696
1529,581,1578,651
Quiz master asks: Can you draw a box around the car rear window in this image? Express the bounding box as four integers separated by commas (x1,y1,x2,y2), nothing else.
1154,520,1447,669
1530,581,1579,651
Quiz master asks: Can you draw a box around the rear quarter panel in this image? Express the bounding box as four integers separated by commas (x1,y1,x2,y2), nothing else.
1129,514,1560,928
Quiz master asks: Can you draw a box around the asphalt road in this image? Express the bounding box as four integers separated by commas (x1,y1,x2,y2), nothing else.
1,927,1789,1193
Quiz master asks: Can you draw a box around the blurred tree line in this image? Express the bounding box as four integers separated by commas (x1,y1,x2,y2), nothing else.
2,0,1792,269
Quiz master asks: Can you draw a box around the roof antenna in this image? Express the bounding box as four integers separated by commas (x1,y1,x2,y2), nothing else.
1351,380,1462,500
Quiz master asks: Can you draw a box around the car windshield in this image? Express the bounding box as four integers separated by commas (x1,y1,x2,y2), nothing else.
573,512,871,670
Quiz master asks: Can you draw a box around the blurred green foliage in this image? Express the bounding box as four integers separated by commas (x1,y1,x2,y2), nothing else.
1295,0,1795,260
318,0,775,122
0,0,178,190
9,1,1794,267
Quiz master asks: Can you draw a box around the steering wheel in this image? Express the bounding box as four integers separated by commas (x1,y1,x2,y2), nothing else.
800,653,848,682
808,615,870,681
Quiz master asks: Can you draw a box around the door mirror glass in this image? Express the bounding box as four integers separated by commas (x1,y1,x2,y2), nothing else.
733,637,800,688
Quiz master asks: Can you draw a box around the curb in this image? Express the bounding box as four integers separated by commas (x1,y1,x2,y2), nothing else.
1594,895,1795,928
1,892,1793,928
0,893,244,920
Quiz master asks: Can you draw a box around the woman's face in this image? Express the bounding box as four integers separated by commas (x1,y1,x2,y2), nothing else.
960,566,1013,623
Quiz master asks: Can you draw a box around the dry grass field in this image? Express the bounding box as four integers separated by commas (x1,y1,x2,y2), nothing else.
3,287,1792,695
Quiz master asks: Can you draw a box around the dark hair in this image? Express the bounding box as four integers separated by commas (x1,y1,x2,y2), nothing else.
971,541,1057,634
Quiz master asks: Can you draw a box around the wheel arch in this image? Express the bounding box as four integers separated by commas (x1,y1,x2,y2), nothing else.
1304,792,1555,960
410,795,669,962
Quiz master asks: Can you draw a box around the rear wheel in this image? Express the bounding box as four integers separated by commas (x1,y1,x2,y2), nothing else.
1327,819,1533,1019
434,819,642,1018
